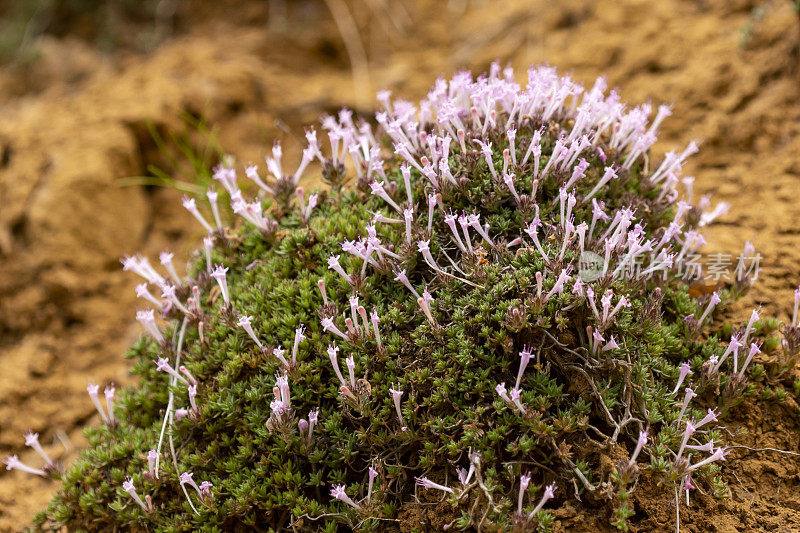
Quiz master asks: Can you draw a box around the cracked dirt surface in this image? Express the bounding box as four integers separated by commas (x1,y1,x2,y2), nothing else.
1,0,800,530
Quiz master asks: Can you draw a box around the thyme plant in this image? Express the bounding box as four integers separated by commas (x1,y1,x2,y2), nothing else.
10,64,799,532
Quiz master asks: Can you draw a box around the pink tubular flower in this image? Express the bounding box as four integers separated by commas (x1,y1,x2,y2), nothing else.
345,356,356,388
179,366,197,386
349,295,360,327
322,316,350,341
393,268,420,299
187,383,199,414
370,181,402,213
206,189,223,229
327,345,347,387
327,255,351,283
583,166,619,203
671,361,693,395
524,213,548,261
4,454,46,477
274,373,291,411
180,471,213,503
518,472,531,513
457,460,476,486
606,294,630,326
121,255,165,285
529,483,556,517
160,284,191,315
741,307,761,347
368,463,379,503
272,347,289,367
159,251,180,283
135,283,162,308
357,304,370,333
104,384,117,425
685,440,715,453
180,471,197,490
303,192,319,222
210,264,230,305
687,447,729,472
417,240,442,272
458,214,474,253
236,315,263,349
87,382,110,424
516,346,533,388
793,286,800,327
427,193,437,232
400,163,414,206
24,432,53,467
389,385,406,429
495,382,511,403
123,478,153,512
572,278,584,297
136,309,164,344
182,195,214,233
292,325,306,364
269,364,292,408
587,199,608,241
676,387,697,427
356,305,370,335
344,316,358,338
331,484,361,510
627,428,648,468
698,291,721,325
308,408,319,436
740,342,762,375
212,164,238,195
509,387,527,414
713,334,743,373
371,309,383,351
507,128,518,166
198,481,214,501
244,164,274,194
602,335,619,352
418,289,437,327
146,449,158,478
416,476,454,494
590,327,604,355
154,357,188,384
503,172,521,203
693,408,718,430
468,213,493,246
266,141,284,178
444,212,466,252
403,207,414,244
545,269,571,302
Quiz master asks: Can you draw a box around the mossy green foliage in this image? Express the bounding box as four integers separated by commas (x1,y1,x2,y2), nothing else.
36,120,743,532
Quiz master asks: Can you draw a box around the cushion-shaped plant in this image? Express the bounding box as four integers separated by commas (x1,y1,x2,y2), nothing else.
18,64,799,531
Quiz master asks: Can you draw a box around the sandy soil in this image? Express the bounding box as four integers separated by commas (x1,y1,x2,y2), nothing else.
1,0,799,530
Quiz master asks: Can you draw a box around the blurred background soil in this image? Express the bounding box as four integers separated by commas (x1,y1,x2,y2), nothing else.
1,0,800,530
